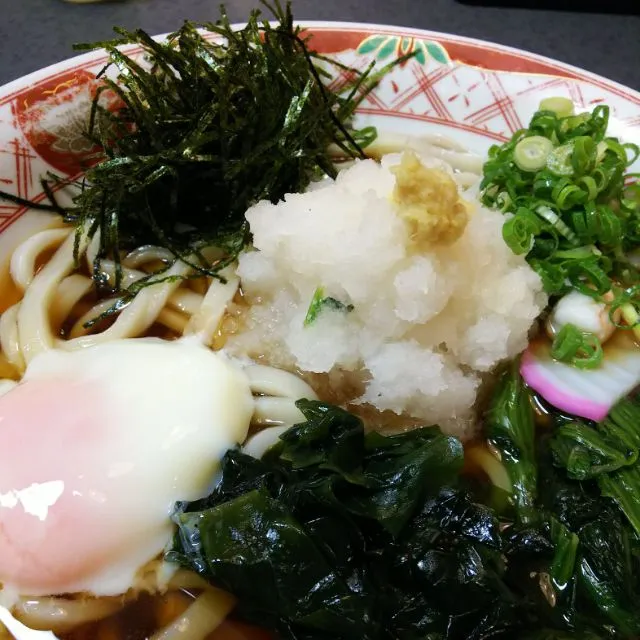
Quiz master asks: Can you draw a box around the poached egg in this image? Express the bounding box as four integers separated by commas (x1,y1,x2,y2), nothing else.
0,337,254,597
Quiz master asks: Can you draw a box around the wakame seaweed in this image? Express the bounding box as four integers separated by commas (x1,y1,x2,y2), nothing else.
168,398,640,639
0,1,402,292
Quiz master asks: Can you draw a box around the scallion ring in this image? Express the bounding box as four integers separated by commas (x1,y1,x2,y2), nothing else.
622,143,640,167
513,135,554,172
550,323,604,369
538,96,575,118
576,175,599,200
552,179,585,210
535,205,579,245
502,208,540,255
547,142,575,177
571,136,597,175
566,261,611,297
605,139,629,164
495,191,512,212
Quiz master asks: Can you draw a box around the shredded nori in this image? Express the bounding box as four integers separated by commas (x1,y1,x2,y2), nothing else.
1,0,405,294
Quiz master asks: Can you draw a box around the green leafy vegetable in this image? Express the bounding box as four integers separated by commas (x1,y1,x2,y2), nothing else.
547,516,578,591
304,286,354,326
486,364,538,524
549,392,640,536
577,515,640,636
599,464,640,539
536,437,640,636
169,399,640,639
482,102,640,302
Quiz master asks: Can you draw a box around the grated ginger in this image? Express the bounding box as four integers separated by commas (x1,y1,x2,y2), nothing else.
392,151,469,247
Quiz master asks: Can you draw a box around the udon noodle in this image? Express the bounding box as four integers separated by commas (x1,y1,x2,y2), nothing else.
0,132,484,639
0,214,321,639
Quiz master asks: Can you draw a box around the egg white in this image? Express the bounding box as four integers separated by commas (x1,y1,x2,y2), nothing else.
0,337,254,597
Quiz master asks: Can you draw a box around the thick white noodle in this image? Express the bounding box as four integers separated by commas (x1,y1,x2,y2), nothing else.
0,223,317,439
156,308,189,335
50,275,94,330
0,304,24,374
68,299,188,339
363,131,483,191
91,258,143,290
253,396,306,427
0,607,58,640
246,363,318,426
245,364,318,400
0,212,64,308
59,254,193,351
167,570,211,592
15,229,91,363
13,597,124,633
0,225,314,419
184,266,239,346
422,146,483,174
243,425,289,458
67,297,126,339
122,245,176,269
149,589,235,640
91,258,205,316
165,290,204,316
9,228,72,293
454,171,483,189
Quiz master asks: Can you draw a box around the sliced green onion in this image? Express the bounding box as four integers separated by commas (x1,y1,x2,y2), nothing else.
535,205,578,244
558,113,590,141
552,178,585,210
502,212,538,254
604,138,628,164
553,245,600,261
539,96,575,118
529,110,559,139
530,235,560,261
591,166,609,192
550,323,604,369
532,171,557,199
610,286,640,340
495,191,512,212
622,142,640,167
304,286,354,326
591,105,610,140
481,102,637,323
571,203,622,246
547,142,575,176
530,259,567,294
513,135,554,172
576,175,598,200
352,126,377,149
566,260,611,297
622,180,640,209
596,141,608,163
304,286,326,326
620,303,640,340
571,136,597,175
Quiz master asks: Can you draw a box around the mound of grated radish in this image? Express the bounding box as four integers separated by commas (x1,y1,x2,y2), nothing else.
229,151,547,438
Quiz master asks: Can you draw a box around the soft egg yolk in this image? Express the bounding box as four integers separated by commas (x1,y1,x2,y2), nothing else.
0,338,254,597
